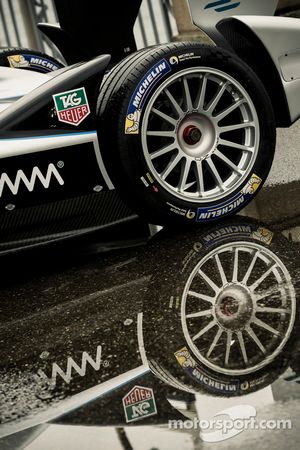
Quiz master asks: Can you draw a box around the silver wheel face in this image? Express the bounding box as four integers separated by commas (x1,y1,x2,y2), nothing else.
142,68,260,203
181,242,296,376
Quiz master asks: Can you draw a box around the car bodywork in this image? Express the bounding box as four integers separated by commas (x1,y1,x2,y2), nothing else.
188,0,300,127
0,56,152,254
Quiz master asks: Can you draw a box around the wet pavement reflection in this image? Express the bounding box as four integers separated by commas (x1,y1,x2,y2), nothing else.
0,216,300,449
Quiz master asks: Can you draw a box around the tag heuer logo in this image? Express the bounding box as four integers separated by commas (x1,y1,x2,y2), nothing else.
122,386,157,423
53,87,90,126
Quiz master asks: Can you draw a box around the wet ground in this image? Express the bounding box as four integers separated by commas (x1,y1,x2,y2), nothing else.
0,181,300,450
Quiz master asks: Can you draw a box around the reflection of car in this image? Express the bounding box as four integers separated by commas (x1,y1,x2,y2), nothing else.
1,217,299,440
3,0,300,253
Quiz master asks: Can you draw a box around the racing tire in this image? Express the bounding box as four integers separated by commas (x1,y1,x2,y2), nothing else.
0,47,64,73
142,220,299,396
97,42,276,226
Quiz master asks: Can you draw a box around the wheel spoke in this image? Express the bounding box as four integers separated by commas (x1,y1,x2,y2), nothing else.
192,319,216,342
147,130,175,138
253,318,281,336
225,331,233,367
206,158,224,190
256,307,291,314
196,74,208,110
242,250,259,285
232,248,239,282
161,153,182,180
246,327,266,354
195,161,205,195
207,328,223,357
198,268,220,293
219,122,255,133
179,158,192,192
183,77,193,111
152,108,177,126
250,264,277,291
206,81,229,114
218,138,254,153
214,150,243,174
237,331,248,365
188,290,215,303
215,254,227,285
186,309,213,319
215,98,245,122
150,143,177,160
164,88,184,117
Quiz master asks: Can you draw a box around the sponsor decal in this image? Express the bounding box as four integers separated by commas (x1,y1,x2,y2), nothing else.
204,0,241,13
197,174,262,221
122,386,157,423
169,53,201,65
181,242,203,274
251,227,273,246
141,172,159,192
36,345,105,388
7,54,60,72
125,59,171,134
186,210,196,220
0,163,64,197
240,372,272,391
201,225,253,246
53,87,90,126
175,347,240,393
167,202,191,218
140,176,149,187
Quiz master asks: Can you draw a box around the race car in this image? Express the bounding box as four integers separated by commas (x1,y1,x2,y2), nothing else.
0,0,300,253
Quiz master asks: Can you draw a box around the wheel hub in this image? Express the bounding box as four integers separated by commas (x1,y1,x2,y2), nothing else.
215,284,253,330
177,114,217,159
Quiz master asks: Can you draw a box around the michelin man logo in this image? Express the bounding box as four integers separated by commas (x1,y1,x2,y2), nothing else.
125,110,141,135
174,348,196,369
242,174,262,195
8,55,30,69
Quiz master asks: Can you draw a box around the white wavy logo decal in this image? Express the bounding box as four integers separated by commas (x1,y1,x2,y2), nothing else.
0,163,64,197
37,345,103,387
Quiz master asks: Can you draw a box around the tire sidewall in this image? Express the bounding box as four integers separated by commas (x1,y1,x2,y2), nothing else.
0,48,63,73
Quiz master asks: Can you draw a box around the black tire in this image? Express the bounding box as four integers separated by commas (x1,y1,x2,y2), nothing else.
97,42,276,226
142,219,299,396
0,47,64,73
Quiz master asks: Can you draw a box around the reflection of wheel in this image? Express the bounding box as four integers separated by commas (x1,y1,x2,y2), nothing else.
143,221,298,396
0,48,64,73
181,242,295,376
98,43,276,226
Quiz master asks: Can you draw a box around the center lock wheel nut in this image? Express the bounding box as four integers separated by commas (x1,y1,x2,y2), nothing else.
183,125,202,146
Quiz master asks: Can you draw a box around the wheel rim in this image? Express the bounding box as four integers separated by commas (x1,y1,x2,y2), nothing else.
181,242,296,375
142,68,260,203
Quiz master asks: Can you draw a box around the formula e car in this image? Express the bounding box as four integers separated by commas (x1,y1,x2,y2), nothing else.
1,0,300,253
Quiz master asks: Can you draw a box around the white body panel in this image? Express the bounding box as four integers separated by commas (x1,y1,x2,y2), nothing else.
231,16,300,123
188,0,278,31
187,1,300,124
0,67,50,113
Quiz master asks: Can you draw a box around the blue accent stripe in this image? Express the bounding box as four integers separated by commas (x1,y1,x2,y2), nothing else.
205,0,240,11
216,2,240,12
0,131,97,141
205,0,231,9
